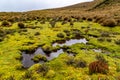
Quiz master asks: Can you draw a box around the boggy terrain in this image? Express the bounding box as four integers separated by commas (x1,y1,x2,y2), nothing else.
0,0,120,80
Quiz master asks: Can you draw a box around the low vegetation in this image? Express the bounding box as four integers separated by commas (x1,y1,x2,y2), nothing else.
0,0,120,79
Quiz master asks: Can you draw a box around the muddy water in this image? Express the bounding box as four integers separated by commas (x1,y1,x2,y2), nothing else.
53,38,87,47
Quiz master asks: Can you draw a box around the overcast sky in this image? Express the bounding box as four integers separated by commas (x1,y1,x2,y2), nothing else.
0,0,93,12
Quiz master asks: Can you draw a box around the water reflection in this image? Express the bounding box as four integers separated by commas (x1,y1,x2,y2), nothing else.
53,38,88,47
22,48,64,68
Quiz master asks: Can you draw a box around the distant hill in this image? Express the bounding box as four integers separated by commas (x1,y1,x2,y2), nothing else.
0,0,120,26
61,0,120,10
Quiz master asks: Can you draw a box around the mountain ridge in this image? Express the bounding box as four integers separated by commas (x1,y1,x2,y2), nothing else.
59,0,120,11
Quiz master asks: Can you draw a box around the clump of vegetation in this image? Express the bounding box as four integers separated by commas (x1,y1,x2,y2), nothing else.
115,39,120,45
74,59,87,68
18,22,25,28
39,64,50,76
66,57,87,68
7,18,15,23
30,63,50,76
96,54,108,63
40,20,45,24
66,56,75,66
34,32,40,36
70,21,74,26
101,18,117,27
42,45,52,53
50,21,56,28
21,70,35,79
64,30,71,36
57,33,65,38
87,17,93,21
97,37,105,42
101,32,110,37
72,29,82,38
29,63,49,76
89,60,109,74
61,21,67,25
106,38,112,42
32,54,47,62
1,21,10,26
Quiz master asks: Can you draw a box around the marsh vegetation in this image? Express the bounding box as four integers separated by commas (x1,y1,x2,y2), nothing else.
0,0,120,79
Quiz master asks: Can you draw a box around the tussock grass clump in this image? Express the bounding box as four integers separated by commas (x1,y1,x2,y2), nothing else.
89,60,109,74
72,29,82,38
61,21,68,25
57,33,65,38
34,32,40,36
40,20,45,24
42,45,52,53
66,57,75,66
1,21,10,26
70,21,74,26
7,18,15,23
18,22,25,28
31,64,50,76
82,17,87,20
32,54,47,62
64,30,71,36
74,59,87,68
101,18,117,27
115,39,120,45
29,63,49,76
89,61,109,74
106,38,112,42
50,21,56,28
66,57,87,68
101,32,110,37
97,37,105,42
87,17,93,21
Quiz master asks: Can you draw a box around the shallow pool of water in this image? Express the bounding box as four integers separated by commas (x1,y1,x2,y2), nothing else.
93,49,102,53
22,48,64,68
53,38,88,47
22,38,88,68
93,49,111,54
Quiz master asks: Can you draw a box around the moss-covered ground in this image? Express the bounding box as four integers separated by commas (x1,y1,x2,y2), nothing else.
0,21,120,80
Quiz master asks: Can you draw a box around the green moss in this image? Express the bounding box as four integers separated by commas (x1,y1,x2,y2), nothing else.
0,21,120,79
32,54,47,62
